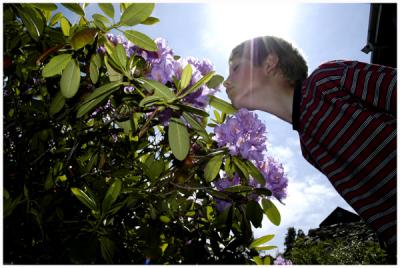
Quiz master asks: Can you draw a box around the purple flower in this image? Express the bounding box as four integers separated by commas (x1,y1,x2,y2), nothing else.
213,174,240,212
214,109,267,162
144,37,174,65
187,57,214,76
214,174,240,191
258,157,288,201
148,54,179,84
273,256,292,265
215,199,232,212
158,108,173,126
97,46,106,54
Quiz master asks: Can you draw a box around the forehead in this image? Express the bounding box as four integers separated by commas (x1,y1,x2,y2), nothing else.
229,53,251,67
229,45,252,65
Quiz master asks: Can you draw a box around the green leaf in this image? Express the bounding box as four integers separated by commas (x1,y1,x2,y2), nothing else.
60,59,81,98
182,112,211,142
139,95,164,107
204,154,224,182
49,92,65,116
139,79,175,101
168,117,190,161
99,236,115,264
180,71,215,98
120,3,155,26
246,200,264,228
224,156,235,178
206,206,214,221
116,120,131,135
124,30,157,52
213,110,222,123
160,215,171,223
92,13,111,25
76,82,122,118
223,185,253,193
119,3,132,13
32,3,58,11
209,95,237,115
232,156,249,180
143,154,165,181
61,3,85,16
93,18,107,31
141,16,160,25
70,28,97,50
179,64,192,91
207,74,224,89
254,188,272,197
16,6,45,41
102,179,122,212
246,160,265,185
252,256,263,265
98,3,114,18
83,82,123,103
42,54,72,77
263,256,272,265
89,53,101,84
71,187,97,211
261,198,281,226
114,43,127,70
207,189,230,201
176,104,209,117
60,17,71,36
104,56,123,82
249,234,275,249
49,12,63,26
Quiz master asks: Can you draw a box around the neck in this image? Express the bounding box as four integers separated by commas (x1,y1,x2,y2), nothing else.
253,77,295,124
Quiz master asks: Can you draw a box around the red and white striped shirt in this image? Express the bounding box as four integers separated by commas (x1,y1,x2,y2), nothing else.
292,60,397,253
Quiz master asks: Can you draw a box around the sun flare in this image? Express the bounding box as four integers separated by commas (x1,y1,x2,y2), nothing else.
204,2,299,65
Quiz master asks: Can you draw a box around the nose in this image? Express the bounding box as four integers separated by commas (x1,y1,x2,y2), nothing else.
223,79,232,90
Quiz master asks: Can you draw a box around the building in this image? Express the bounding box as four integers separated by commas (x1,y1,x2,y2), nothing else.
361,3,397,67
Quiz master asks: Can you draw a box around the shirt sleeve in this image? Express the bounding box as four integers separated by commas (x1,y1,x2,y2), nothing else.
340,61,397,117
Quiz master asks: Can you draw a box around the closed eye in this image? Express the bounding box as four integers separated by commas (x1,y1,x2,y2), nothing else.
233,64,239,72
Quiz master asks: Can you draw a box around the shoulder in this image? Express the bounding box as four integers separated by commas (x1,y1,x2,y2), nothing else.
304,60,351,89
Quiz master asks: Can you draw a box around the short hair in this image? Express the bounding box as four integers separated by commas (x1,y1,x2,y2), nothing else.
229,36,308,83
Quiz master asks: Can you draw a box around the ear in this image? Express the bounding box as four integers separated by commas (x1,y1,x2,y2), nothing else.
263,54,279,75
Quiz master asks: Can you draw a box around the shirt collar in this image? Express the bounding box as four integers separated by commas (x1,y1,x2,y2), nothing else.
292,80,302,131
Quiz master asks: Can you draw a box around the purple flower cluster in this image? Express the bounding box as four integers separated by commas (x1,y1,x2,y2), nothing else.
97,34,221,124
213,109,288,212
145,38,219,109
102,33,137,58
273,256,293,265
214,109,267,162
258,157,288,201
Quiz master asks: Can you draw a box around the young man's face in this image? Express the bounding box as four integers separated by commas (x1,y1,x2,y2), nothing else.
223,52,265,109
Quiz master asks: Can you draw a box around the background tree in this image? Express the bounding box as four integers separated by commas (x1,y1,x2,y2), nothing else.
283,227,296,259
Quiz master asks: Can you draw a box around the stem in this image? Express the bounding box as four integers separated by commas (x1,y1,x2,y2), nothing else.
137,107,160,139
169,181,212,191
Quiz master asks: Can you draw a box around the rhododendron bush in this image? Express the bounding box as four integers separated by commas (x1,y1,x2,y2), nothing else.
4,3,289,264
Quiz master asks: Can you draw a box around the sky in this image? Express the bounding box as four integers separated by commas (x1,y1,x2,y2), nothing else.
60,2,372,256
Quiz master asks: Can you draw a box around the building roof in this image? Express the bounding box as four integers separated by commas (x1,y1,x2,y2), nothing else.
319,207,361,227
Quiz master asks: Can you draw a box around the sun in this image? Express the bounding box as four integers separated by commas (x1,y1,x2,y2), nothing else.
203,2,300,65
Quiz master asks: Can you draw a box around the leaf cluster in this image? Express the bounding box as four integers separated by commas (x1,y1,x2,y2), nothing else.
3,3,282,264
